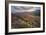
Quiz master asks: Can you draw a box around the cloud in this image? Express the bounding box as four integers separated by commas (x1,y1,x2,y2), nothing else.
11,6,40,14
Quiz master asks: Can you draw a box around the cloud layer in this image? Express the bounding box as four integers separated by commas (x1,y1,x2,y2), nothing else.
11,6,40,14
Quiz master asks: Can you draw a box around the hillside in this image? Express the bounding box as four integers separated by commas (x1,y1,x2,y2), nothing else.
11,12,40,28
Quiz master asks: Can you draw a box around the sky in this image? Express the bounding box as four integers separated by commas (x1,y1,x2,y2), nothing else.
11,6,40,14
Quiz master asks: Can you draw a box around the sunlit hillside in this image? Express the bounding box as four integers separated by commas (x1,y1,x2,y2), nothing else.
11,12,40,28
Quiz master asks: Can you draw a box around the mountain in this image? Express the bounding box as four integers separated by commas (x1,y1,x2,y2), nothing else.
11,12,40,28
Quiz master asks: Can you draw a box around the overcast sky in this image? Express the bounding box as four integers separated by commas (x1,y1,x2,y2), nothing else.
11,6,40,14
